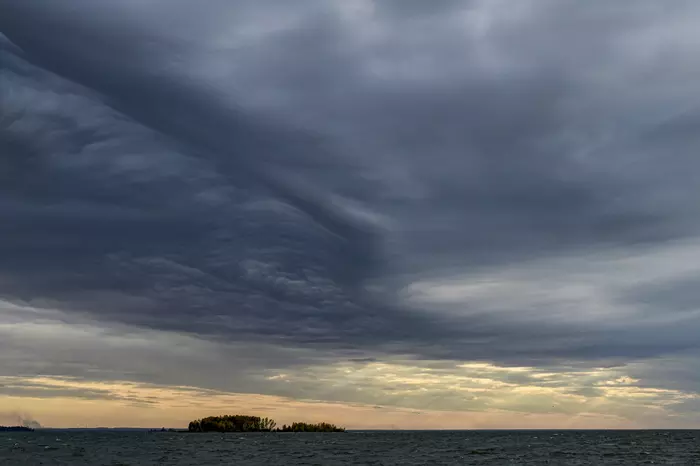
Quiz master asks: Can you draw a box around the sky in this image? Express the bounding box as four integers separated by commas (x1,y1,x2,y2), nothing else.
1,0,700,429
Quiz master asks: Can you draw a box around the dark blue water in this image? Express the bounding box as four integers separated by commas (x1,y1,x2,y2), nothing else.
2,430,699,465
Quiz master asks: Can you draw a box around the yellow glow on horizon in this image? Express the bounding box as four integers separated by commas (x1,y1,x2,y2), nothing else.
1,358,698,429
0,391,639,430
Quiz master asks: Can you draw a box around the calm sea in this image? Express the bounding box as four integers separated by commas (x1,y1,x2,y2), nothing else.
1,430,699,465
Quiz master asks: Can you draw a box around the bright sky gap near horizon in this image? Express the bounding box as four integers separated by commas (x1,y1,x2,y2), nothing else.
2,0,700,429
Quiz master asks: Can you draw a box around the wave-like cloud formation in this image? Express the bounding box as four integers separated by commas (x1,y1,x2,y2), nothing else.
2,1,700,425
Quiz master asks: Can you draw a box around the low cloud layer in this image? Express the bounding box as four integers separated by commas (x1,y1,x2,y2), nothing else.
2,1,700,427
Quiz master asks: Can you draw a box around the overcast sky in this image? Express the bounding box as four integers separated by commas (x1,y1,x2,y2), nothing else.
2,0,700,429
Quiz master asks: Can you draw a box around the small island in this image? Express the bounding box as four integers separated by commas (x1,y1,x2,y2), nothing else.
0,426,34,432
188,415,345,433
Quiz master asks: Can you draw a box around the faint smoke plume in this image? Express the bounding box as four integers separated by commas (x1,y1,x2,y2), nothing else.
20,416,42,429
0,411,42,428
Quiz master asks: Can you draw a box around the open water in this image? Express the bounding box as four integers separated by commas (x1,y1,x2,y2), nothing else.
1,430,699,465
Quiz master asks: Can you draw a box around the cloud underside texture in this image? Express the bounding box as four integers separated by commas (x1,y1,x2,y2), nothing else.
2,0,700,418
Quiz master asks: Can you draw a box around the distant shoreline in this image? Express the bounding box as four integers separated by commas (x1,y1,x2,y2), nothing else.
0,426,35,432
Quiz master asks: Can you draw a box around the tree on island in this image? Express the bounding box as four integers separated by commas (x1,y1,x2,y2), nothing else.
187,415,344,433
188,415,277,433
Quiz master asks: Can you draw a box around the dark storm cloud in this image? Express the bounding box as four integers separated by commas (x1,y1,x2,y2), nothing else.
2,0,700,387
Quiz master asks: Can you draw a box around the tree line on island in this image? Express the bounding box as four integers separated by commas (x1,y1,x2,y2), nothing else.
187,415,345,433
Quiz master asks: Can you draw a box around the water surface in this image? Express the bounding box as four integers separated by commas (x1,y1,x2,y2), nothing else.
2,430,699,465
